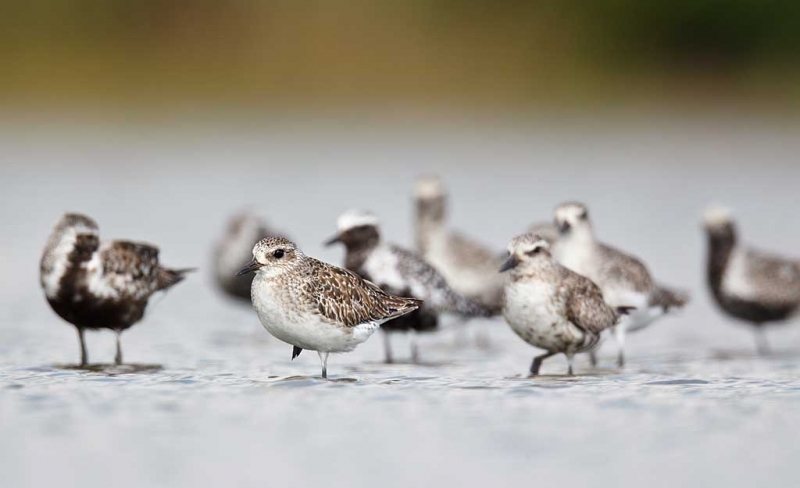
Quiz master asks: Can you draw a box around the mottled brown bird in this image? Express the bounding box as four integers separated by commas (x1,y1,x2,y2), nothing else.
40,213,192,366
501,233,629,375
238,237,421,378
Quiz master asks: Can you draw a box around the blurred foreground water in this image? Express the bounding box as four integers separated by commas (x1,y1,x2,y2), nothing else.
1,116,799,488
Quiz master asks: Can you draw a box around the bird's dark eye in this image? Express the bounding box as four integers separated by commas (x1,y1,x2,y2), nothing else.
579,210,588,220
527,247,541,256
273,249,285,259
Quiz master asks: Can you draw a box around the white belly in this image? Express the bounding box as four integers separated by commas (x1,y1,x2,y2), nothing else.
251,276,379,353
502,280,586,352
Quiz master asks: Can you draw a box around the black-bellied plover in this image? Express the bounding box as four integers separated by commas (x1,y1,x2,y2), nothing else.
237,237,422,378
414,175,504,313
500,233,629,375
325,209,491,363
552,202,688,367
704,206,800,354
40,213,193,366
213,210,283,301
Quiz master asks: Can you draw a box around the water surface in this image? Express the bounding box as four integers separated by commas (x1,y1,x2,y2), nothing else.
1,118,799,488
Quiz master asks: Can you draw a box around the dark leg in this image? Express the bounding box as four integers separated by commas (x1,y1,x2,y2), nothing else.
755,328,770,356
409,331,420,364
530,351,556,375
566,352,575,376
114,331,123,365
589,350,598,368
613,324,627,368
77,328,88,366
383,332,394,364
318,352,329,379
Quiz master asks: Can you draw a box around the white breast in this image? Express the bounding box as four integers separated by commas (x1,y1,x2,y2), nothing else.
503,279,583,352
721,248,754,301
41,232,79,299
250,273,378,354
553,238,594,280
363,246,405,292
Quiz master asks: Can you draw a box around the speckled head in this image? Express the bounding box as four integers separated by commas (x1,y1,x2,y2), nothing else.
324,209,381,249
554,201,591,237
499,233,551,272
237,237,302,278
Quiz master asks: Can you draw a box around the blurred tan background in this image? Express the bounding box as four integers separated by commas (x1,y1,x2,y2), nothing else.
2,0,799,116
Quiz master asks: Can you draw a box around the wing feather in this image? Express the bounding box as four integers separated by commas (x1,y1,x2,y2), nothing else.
564,270,618,335
310,261,420,327
99,241,161,299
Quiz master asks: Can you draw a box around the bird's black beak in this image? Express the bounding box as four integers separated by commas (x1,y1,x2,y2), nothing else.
558,221,571,234
499,255,519,273
236,258,261,276
323,234,342,247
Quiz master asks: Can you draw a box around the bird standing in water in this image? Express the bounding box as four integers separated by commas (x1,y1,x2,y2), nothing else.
40,213,192,366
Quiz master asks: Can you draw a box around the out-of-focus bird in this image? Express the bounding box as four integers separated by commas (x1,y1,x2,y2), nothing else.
40,213,193,366
552,202,689,367
413,175,504,314
326,209,491,363
704,207,800,355
213,210,284,301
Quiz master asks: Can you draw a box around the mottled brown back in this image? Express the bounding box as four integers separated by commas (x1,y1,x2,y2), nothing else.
308,259,422,327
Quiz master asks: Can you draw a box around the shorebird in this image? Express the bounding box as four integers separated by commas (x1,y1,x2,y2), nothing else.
325,209,491,363
552,202,688,367
213,210,283,301
500,233,629,375
413,175,504,314
237,237,422,378
704,207,800,354
40,213,193,366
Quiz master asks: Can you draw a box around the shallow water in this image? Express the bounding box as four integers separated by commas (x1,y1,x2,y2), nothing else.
1,117,799,488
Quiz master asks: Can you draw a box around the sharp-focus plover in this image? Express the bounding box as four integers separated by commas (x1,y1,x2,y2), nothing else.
552,202,689,367
40,213,193,366
213,210,283,301
325,209,491,363
704,207,800,354
413,175,504,313
500,233,629,375
238,237,422,378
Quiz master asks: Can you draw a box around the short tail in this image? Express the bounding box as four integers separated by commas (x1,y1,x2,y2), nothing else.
156,267,196,291
649,284,689,312
384,296,423,321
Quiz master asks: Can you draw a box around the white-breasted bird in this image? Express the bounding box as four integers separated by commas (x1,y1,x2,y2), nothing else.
552,202,688,367
500,233,630,375
238,237,421,378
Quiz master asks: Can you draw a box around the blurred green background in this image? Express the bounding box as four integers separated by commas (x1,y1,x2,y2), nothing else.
2,0,798,114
